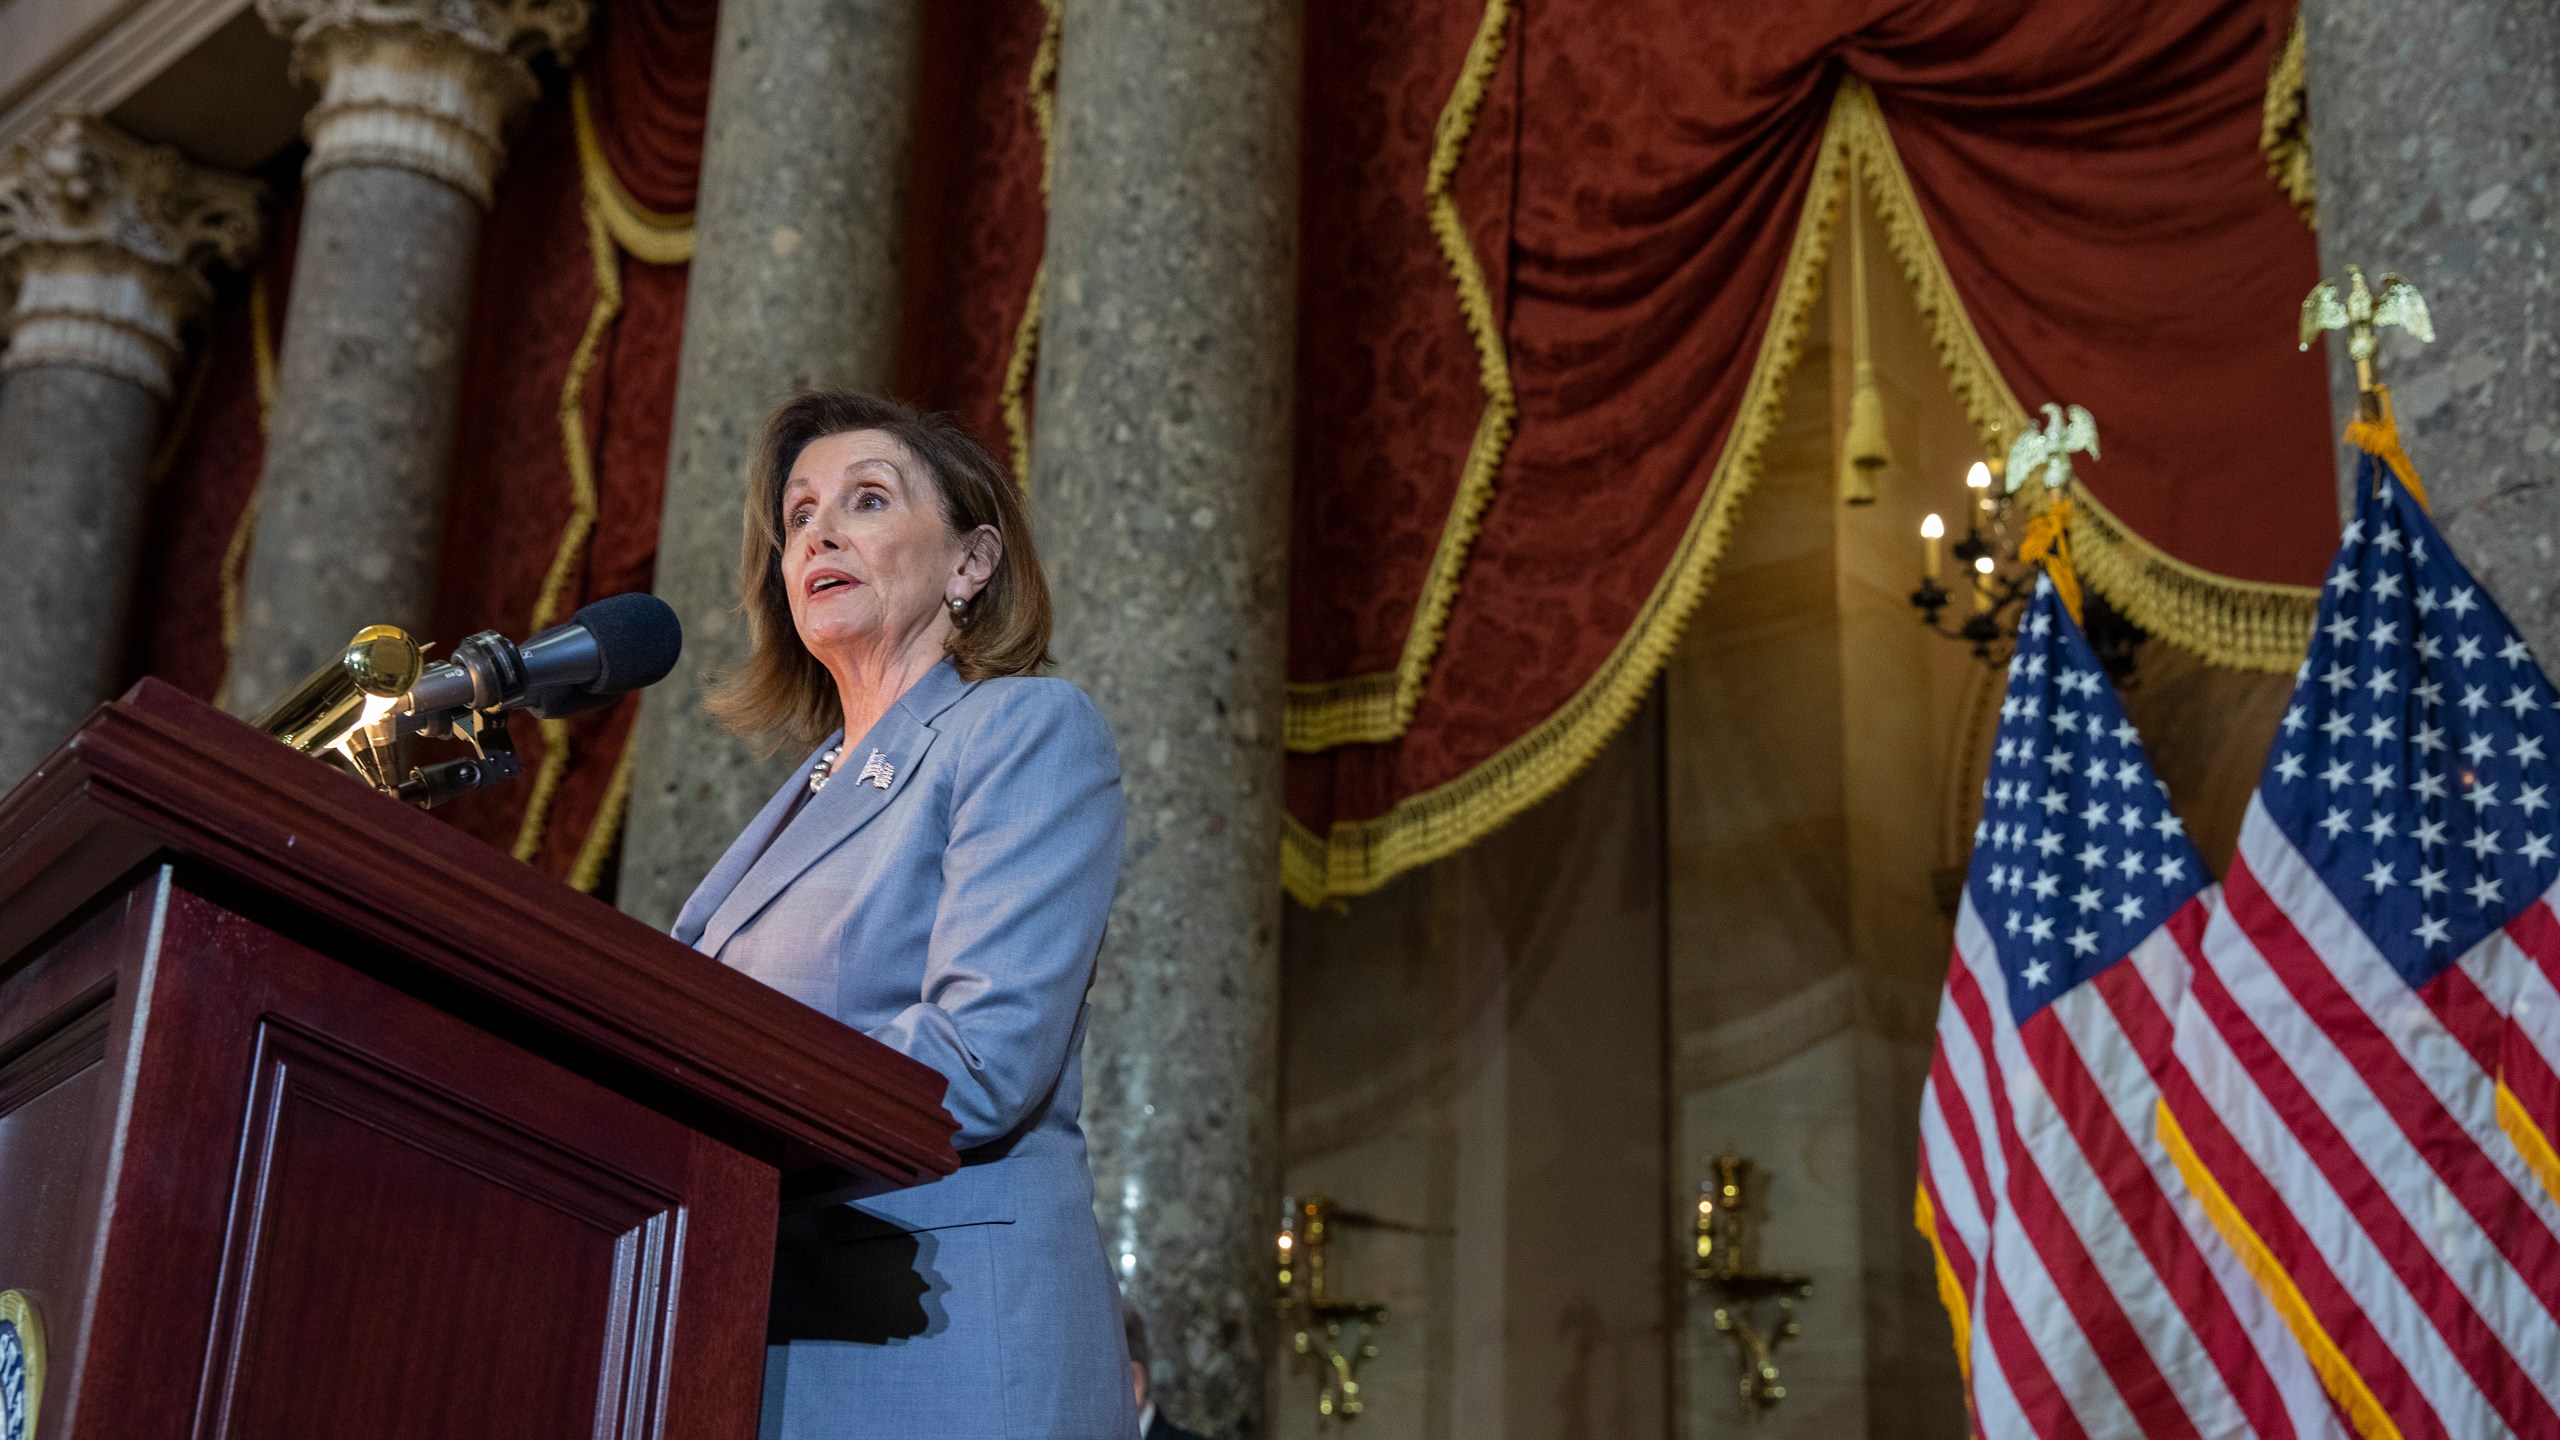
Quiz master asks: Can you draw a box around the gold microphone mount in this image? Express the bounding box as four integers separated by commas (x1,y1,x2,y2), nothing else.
253,624,523,809
252,624,424,794
253,595,682,810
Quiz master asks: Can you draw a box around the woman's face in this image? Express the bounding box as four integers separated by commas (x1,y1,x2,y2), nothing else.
779,429,990,668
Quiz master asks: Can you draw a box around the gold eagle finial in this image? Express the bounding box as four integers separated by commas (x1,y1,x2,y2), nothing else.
2005,403,2100,495
2301,264,2433,409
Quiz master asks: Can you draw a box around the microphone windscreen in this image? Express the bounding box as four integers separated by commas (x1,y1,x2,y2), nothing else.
573,592,683,694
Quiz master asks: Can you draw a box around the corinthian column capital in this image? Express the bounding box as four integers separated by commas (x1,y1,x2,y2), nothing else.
0,113,265,395
258,0,591,206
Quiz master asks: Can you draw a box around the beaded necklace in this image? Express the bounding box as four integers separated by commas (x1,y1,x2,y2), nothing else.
808,742,845,793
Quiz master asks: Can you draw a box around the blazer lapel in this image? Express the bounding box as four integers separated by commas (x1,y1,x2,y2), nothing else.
672,733,836,948
696,660,977,958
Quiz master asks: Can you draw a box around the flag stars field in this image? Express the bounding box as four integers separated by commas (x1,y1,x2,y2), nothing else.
1966,584,2206,1005
2264,477,2560,967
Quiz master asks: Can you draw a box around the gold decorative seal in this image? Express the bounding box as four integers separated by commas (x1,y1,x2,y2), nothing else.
0,1289,42,1440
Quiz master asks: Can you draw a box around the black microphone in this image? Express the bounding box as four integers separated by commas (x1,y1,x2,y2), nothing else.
402,592,682,722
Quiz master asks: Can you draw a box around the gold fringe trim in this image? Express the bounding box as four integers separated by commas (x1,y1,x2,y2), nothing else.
218,273,278,660
1286,669,1400,739
2262,11,2317,228
514,74,718,879
2065,485,2316,672
1001,263,1046,481
572,76,696,265
567,738,636,893
512,725,576,865
1284,0,1517,754
1027,0,1062,195
1838,78,2318,672
510,188,624,865
512,74,704,876
1283,91,1853,903
1913,1184,1974,1384
532,202,621,634
2156,1101,2403,1440
998,0,1064,482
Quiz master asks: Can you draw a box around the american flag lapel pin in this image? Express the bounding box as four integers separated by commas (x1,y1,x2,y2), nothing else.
855,749,894,790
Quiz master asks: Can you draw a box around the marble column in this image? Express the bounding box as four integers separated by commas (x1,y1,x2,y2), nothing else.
224,0,588,714
2303,0,2560,657
617,0,924,927
0,115,262,782
1032,2,1300,1435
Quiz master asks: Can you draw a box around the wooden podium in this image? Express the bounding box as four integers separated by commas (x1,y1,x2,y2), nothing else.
0,681,959,1439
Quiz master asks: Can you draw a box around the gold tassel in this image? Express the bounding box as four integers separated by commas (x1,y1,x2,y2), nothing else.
2018,496,2083,626
2260,12,2317,229
1842,360,1889,504
2341,382,2429,509
1839,166,1890,504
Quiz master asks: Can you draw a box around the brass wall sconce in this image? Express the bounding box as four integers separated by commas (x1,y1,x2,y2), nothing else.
1692,1154,1812,1416
1277,1194,1387,1423
1906,412,2143,680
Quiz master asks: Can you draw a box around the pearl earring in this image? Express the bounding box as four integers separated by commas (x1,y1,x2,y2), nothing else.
948,597,966,616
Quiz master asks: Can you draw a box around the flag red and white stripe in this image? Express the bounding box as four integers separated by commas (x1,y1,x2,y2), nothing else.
2158,452,2560,1440
1918,579,2341,1439
2162,805,2560,1438
1923,891,2344,1440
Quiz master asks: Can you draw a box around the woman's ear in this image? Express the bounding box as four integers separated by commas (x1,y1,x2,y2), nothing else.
954,524,1002,599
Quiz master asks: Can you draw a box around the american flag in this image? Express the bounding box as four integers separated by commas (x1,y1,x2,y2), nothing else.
1918,576,2341,1439
2161,450,2560,1438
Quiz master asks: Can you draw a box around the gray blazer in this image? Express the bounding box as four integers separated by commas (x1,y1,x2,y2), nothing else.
674,658,1138,1440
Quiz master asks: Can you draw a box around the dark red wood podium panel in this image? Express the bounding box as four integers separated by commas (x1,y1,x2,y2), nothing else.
0,683,959,1440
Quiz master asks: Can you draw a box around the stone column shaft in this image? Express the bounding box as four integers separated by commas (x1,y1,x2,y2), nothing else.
0,114,261,782
229,165,481,701
2304,0,2560,656
1033,2,1301,1434
0,369,168,778
618,0,924,926
225,0,587,713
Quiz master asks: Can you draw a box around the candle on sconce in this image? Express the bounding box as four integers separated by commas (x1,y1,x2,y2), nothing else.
1973,554,1995,611
1966,460,1994,515
1920,512,1944,578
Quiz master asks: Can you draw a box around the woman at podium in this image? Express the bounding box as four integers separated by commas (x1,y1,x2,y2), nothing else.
670,391,1139,1439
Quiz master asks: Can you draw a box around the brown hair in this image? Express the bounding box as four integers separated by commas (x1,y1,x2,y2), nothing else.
707,390,1051,750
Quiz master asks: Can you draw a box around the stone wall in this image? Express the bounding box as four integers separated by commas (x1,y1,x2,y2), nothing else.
2304,0,2559,656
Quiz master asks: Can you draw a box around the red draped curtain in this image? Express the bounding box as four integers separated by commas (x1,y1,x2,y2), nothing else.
1281,0,2329,902
133,0,2330,907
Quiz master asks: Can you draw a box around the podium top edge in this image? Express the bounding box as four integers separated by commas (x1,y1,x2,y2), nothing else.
0,679,960,1190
